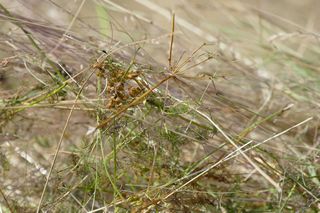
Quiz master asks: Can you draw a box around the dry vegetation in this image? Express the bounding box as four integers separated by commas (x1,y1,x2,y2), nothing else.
0,0,319,212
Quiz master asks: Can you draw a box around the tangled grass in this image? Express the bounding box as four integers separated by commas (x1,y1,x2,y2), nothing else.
0,0,319,212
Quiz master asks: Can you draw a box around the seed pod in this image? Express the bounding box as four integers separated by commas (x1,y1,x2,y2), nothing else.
129,86,142,97
127,72,139,79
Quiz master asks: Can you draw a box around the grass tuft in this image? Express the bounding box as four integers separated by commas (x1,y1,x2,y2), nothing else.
0,1,319,212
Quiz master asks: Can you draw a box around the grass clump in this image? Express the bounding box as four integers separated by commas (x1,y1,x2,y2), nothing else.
0,1,319,212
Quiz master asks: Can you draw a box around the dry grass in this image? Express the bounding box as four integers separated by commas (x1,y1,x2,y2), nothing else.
0,0,319,212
